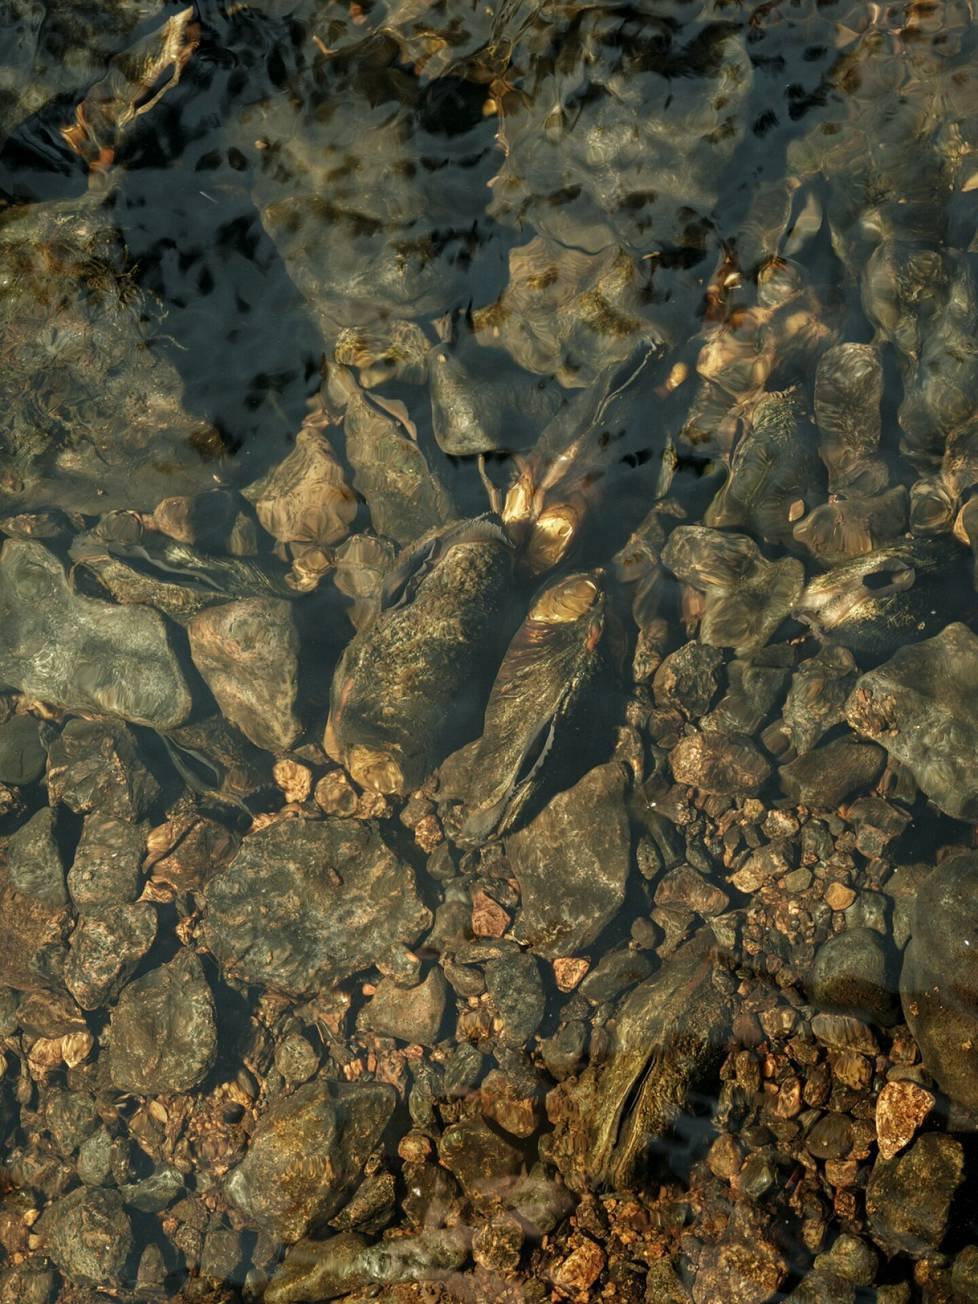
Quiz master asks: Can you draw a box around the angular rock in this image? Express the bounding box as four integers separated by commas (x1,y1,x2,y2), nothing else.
438,1115,523,1203
46,717,160,820
0,867,70,991
661,526,804,654
225,1080,395,1242
901,852,978,1110
845,622,978,819
64,903,158,1010
670,731,770,796
187,598,302,753
119,1166,186,1214
0,713,46,785
343,383,453,545
0,541,191,729
485,951,545,1046
358,969,449,1047
782,646,858,755
779,738,885,808
876,1081,935,1161
37,1187,132,1287
7,808,66,907
108,948,217,1094
67,811,146,908
203,818,431,994
866,1133,963,1255
243,427,356,548
653,642,725,718
808,927,900,1026
265,1227,469,1304
508,762,631,957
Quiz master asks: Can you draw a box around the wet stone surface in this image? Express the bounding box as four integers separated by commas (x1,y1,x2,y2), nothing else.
107,948,217,1094
202,817,431,992
4,0,978,1299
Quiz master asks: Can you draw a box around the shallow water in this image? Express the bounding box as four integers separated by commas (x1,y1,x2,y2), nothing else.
2,0,978,1300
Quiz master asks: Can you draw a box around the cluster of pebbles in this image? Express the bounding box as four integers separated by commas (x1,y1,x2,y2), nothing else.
5,0,978,1301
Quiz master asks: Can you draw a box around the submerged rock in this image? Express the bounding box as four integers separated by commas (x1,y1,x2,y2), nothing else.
508,761,631,957
265,1226,469,1304
661,526,804,654
0,540,191,729
807,927,899,1026
0,867,70,991
37,1187,132,1287
108,948,217,1094
46,717,160,819
866,1133,963,1256
241,426,356,549
340,377,453,544
64,902,157,1010
7,808,66,907
0,197,220,513
669,731,770,796
66,811,146,908
0,713,46,785
225,1080,395,1243
779,738,885,808
187,597,302,753
358,970,449,1047
203,818,431,993
900,852,978,1111
845,622,978,819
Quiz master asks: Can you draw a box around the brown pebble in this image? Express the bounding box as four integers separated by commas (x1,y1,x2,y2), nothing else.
356,790,392,821
471,888,510,938
314,770,358,816
273,759,312,804
553,957,590,992
876,1080,935,1160
551,1237,606,1294
397,1131,432,1163
825,882,856,911
707,1133,743,1181
414,813,443,853
774,1076,803,1118
832,1050,873,1091
824,1158,860,1187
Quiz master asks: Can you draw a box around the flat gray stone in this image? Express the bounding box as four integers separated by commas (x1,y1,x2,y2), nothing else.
203,818,431,995
108,948,217,1095
187,598,302,753
225,1080,394,1242
7,808,66,907
0,540,191,729
509,762,631,957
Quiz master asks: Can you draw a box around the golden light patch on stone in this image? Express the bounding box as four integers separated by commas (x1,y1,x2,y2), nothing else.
530,574,599,623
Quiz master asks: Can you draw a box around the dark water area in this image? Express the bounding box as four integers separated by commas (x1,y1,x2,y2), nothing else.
2,0,978,1300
